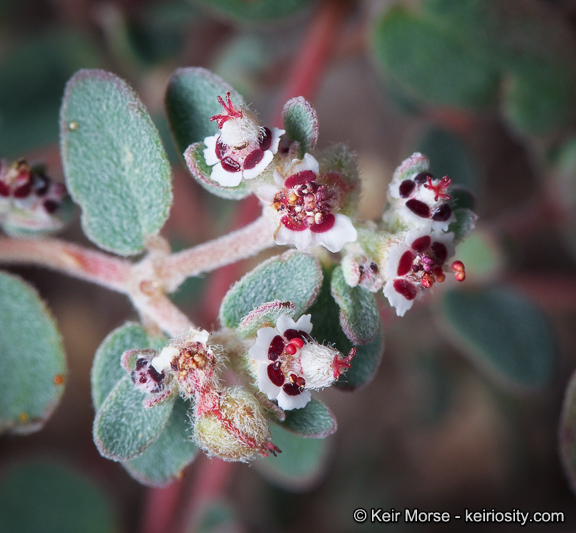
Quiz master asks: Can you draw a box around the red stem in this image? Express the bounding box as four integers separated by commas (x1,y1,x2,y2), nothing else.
274,0,352,125
140,482,185,533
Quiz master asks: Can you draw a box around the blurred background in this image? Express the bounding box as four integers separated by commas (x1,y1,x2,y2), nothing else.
2,0,576,531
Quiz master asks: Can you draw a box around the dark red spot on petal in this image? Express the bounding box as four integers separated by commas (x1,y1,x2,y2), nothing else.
220,157,241,173
431,242,448,263
215,137,227,160
148,366,165,383
406,199,430,218
283,329,311,342
43,200,60,214
259,127,272,151
268,335,285,361
33,174,50,196
282,382,304,396
393,279,418,300
243,148,264,170
399,180,415,198
414,172,433,185
281,215,308,231
397,250,414,276
285,170,316,188
13,182,31,198
0,182,10,197
136,358,148,370
432,204,452,221
267,362,285,386
411,235,432,253
310,213,335,233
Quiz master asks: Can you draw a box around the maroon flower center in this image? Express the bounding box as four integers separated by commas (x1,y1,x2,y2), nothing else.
265,329,309,397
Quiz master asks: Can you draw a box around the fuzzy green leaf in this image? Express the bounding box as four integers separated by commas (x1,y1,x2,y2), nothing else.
219,250,323,329
60,69,172,256
254,423,328,490
439,286,557,388
331,266,379,345
183,142,251,200
281,97,318,157
280,399,337,438
0,273,66,435
124,397,197,486
236,300,297,339
165,67,244,154
307,267,383,391
448,208,477,244
93,376,175,461
91,323,154,409
0,461,117,533
373,7,500,110
191,0,310,24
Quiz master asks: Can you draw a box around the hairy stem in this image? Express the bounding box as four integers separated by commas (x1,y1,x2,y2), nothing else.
160,215,275,293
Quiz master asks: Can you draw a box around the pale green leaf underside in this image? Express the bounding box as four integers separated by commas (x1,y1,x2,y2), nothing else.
440,286,557,388
0,273,66,435
60,69,172,255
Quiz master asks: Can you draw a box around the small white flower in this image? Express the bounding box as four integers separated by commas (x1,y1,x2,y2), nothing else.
202,92,283,187
258,153,357,253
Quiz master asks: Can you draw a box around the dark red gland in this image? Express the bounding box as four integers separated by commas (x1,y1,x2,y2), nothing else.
411,235,432,253
148,366,165,383
136,358,148,370
0,181,10,197
43,200,60,214
243,149,264,170
283,329,311,342
310,213,336,233
215,138,228,160
33,174,50,196
397,250,414,277
282,381,304,396
268,335,285,361
414,172,433,185
406,199,430,218
220,156,241,173
399,179,415,198
393,279,418,300
430,242,448,263
13,182,32,199
281,215,308,231
285,170,316,189
267,362,285,386
432,204,452,221
259,127,272,151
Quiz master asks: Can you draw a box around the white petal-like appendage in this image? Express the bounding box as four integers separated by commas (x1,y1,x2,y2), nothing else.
257,362,281,399
313,214,357,253
242,150,273,180
274,225,314,250
383,280,415,317
210,162,243,187
276,314,299,335
276,388,311,410
256,184,280,204
293,314,313,334
249,327,278,361
203,135,220,166
269,128,285,155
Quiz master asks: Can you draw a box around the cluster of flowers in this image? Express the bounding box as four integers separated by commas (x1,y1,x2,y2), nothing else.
126,320,354,461
0,159,70,235
200,95,473,317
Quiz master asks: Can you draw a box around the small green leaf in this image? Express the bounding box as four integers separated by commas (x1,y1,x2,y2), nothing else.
448,208,477,244
439,286,557,388
559,369,576,495
454,229,503,281
448,185,477,212
307,267,384,391
91,323,154,409
191,0,310,24
236,300,297,339
183,142,251,200
254,423,328,490
165,67,244,154
331,266,379,345
124,397,197,486
60,69,173,255
93,376,175,461
219,250,323,329
280,399,337,438
0,273,66,435
0,461,117,533
281,97,318,157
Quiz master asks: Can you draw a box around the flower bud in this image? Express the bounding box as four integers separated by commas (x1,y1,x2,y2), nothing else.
194,386,279,462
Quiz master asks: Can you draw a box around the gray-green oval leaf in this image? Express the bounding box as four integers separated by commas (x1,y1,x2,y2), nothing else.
0,273,66,435
439,286,557,388
280,399,336,438
60,69,172,255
